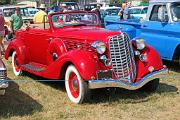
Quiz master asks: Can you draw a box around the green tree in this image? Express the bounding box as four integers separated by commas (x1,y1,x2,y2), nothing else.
0,0,16,5
140,0,149,6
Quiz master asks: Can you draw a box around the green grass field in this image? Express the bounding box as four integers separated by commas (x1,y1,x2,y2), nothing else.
0,59,180,120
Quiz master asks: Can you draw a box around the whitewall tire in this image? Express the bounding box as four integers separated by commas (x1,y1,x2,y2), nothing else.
12,51,22,76
65,65,89,104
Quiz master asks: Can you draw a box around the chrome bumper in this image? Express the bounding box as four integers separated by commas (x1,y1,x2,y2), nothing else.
88,68,168,90
0,80,8,89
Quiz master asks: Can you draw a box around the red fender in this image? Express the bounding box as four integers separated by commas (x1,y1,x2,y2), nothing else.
5,39,30,65
135,45,164,82
46,38,67,65
43,49,100,80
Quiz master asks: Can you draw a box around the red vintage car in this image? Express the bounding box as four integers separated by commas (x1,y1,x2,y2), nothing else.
5,11,168,103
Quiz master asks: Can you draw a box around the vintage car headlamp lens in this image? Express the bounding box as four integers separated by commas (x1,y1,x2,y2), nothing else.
91,41,106,54
136,38,145,50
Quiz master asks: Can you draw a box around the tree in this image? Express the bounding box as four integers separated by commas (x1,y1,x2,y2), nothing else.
0,0,16,5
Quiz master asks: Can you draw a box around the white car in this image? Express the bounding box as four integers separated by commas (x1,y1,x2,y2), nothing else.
100,7,121,27
0,5,34,23
100,7,121,16
129,6,148,19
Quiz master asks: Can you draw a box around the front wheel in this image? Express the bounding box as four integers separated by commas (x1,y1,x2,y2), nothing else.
139,78,160,93
12,51,22,76
65,65,90,104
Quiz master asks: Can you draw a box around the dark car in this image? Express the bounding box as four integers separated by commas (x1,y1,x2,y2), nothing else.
84,3,102,11
0,60,8,95
59,2,79,10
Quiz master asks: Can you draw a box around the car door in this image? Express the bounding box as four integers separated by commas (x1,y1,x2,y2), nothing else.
140,4,169,59
23,23,52,65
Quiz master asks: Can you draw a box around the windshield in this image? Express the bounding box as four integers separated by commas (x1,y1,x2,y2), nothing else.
66,4,79,10
129,8,147,14
105,8,120,15
52,13,98,28
60,3,79,10
20,8,28,17
3,8,15,17
171,2,180,22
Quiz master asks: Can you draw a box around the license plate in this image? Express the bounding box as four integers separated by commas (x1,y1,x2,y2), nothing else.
97,70,112,80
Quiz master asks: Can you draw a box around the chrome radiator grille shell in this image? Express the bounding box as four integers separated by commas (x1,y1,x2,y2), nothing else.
109,34,136,83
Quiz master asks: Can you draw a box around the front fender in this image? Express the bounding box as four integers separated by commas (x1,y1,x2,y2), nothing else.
5,39,29,65
135,45,164,82
43,49,100,80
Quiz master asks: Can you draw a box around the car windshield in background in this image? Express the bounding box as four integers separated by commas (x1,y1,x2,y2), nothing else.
171,3,180,22
60,3,79,10
3,8,31,17
20,8,28,17
52,13,98,28
129,8,148,14
3,8,15,17
66,4,79,10
105,8,120,15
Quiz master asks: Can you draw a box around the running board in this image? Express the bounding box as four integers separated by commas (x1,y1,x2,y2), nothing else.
22,64,45,72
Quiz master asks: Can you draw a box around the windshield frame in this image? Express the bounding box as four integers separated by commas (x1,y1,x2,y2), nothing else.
50,11,100,29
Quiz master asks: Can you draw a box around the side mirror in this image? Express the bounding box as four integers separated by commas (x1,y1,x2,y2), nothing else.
158,6,167,22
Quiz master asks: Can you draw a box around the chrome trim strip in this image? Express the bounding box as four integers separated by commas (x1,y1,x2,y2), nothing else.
88,68,168,90
0,68,6,71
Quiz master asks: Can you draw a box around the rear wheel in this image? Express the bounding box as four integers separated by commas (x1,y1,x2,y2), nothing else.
65,65,90,104
12,51,22,76
139,78,160,92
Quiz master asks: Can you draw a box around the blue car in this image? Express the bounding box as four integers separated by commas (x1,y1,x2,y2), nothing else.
105,0,180,64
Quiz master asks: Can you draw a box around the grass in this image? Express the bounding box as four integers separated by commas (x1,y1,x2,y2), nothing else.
0,59,180,120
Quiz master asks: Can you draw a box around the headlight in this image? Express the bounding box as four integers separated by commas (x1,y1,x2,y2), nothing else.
91,41,106,54
136,38,145,50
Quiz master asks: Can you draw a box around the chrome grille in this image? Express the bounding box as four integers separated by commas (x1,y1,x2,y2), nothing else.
109,34,136,83
0,70,7,80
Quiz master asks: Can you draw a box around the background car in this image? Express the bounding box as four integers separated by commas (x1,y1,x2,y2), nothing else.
84,3,102,11
129,6,148,20
27,8,39,17
0,60,8,95
0,5,34,23
59,2,79,10
100,6,120,27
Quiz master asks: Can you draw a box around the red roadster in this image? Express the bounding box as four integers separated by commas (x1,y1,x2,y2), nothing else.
5,11,168,103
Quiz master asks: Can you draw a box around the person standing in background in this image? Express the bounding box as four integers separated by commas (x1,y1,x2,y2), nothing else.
118,2,129,20
33,9,47,23
0,9,6,55
91,4,101,26
10,7,23,34
60,4,68,12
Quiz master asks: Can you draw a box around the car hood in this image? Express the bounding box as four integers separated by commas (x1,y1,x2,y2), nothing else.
54,26,120,43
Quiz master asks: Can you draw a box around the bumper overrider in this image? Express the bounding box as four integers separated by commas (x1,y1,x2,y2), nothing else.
88,67,168,90
0,80,8,89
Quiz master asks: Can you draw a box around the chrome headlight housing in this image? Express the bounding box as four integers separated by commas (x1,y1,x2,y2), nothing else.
91,41,106,54
135,38,145,50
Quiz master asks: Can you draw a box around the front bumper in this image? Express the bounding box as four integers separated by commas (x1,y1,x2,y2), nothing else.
88,67,168,90
0,80,8,89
